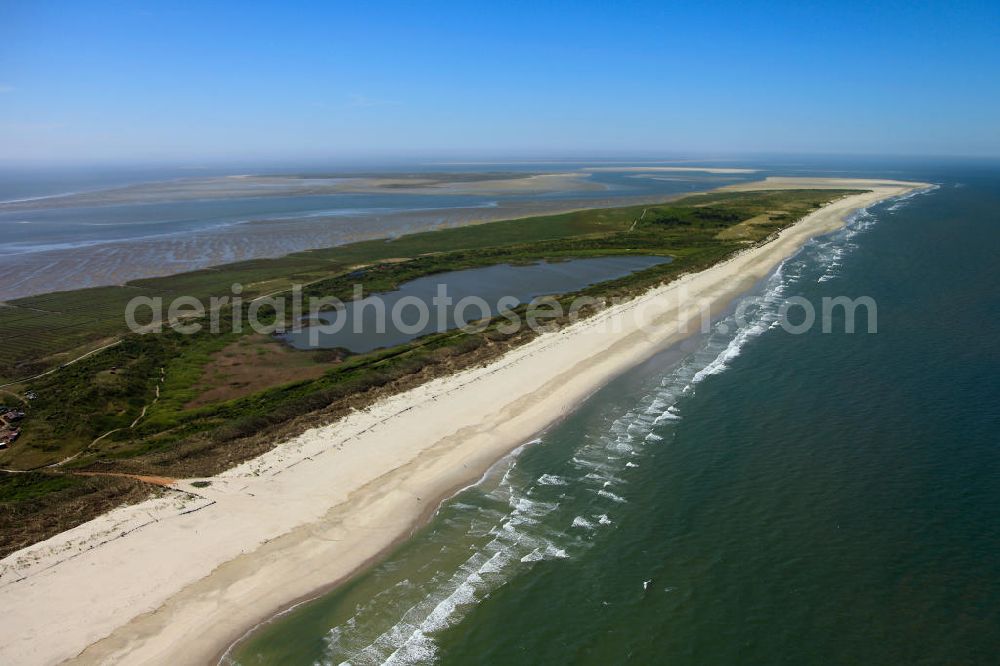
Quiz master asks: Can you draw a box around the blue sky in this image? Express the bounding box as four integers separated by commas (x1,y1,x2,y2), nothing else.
1,0,998,162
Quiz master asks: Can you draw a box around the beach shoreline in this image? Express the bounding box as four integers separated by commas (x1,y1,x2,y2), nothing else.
0,178,928,666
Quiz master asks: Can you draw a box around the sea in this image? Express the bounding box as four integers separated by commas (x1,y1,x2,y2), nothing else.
2,158,998,664
0,163,747,300
223,160,1000,665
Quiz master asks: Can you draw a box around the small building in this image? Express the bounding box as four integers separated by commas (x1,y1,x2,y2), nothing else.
6,410,24,421
0,427,19,447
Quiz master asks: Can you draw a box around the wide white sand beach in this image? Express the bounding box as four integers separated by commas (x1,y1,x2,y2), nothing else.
0,178,926,665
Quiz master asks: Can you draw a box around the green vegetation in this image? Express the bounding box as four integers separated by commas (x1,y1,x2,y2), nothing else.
0,471,80,502
0,188,859,553
0,200,638,381
0,471,151,558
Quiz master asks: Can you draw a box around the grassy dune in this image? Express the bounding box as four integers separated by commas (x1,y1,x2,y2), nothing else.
0,189,858,556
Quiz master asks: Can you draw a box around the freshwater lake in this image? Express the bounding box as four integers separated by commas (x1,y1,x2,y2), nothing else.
282,255,669,353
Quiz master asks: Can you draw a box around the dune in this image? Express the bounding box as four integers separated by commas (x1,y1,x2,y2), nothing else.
0,178,927,666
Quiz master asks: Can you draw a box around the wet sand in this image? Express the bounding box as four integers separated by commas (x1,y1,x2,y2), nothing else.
0,178,926,665
0,192,676,301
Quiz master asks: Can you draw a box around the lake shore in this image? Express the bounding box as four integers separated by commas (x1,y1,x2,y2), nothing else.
0,178,927,665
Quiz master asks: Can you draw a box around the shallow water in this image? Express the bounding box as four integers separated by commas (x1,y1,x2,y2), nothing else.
0,165,750,299
228,163,1000,665
282,256,669,353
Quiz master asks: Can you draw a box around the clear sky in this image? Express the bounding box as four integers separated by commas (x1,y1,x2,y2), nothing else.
1,0,998,163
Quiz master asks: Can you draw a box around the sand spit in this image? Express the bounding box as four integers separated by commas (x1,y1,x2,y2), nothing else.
584,166,759,174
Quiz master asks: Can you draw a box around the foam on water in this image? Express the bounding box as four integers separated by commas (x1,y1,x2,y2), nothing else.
815,185,937,282
537,474,568,486
298,190,936,666
596,489,627,503
316,451,573,665
885,183,938,211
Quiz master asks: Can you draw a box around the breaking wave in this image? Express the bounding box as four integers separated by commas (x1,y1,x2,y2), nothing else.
248,186,940,666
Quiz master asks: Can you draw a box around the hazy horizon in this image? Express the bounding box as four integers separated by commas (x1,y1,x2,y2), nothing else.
2,152,999,172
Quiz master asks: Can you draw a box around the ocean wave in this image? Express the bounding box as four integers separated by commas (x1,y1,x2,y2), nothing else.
319,446,571,665
596,489,627,503
310,187,937,664
687,275,784,387
886,183,938,210
813,183,937,282
537,473,568,486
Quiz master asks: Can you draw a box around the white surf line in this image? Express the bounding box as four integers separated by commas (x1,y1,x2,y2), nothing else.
0,182,928,666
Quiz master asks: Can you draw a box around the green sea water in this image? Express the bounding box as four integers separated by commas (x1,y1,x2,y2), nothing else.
229,164,1000,665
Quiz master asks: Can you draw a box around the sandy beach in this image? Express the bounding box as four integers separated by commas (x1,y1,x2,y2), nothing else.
584,166,758,174
0,178,926,665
